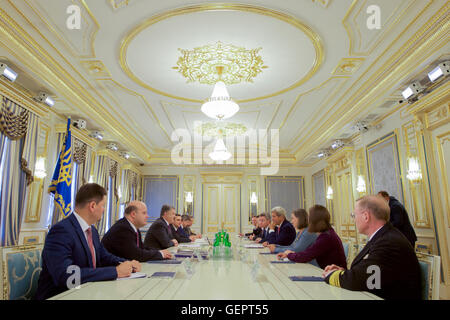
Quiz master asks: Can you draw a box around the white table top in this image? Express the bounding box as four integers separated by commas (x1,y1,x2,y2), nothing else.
50,239,381,300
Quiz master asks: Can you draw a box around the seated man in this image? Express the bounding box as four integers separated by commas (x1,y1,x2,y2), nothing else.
254,213,271,243
243,216,262,240
35,183,141,300
144,205,179,250
170,214,193,243
181,214,201,239
322,195,421,300
102,201,172,261
263,207,296,246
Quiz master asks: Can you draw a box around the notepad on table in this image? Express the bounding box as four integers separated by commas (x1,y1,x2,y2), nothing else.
289,276,324,282
147,259,183,264
270,260,295,264
150,272,176,278
178,243,202,248
244,244,264,248
117,272,147,280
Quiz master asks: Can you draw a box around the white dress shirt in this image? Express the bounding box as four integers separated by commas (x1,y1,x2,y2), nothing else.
125,217,164,259
368,225,384,242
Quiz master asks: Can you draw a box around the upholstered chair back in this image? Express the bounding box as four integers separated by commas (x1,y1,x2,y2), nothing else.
0,244,43,300
417,253,440,300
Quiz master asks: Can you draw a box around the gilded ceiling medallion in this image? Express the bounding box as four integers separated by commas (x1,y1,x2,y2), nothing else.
195,122,248,137
119,3,324,103
173,41,268,85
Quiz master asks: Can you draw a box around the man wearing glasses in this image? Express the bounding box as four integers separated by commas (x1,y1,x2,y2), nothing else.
322,195,421,300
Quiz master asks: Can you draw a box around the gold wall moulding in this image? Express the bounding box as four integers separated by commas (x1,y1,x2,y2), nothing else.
174,41,267,85
119,3,324,103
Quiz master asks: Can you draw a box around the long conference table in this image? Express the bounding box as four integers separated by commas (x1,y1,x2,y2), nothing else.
50,236,381,300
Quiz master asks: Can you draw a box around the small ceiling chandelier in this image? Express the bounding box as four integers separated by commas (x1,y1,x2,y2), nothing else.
201,66,239,120
209,138,232,161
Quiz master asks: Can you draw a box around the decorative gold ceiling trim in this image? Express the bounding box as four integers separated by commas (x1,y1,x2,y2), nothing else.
343,0,421,56
119,3,324,103
194,122,248,137
281,77,350,148
0,7,152,162
160,99,281,138
174,41,268,85
80,60,111,79
312,0,332,8
331,58,365,76
293,0,444,160
109,0,130,10
96,78,172,148
22,0,99,59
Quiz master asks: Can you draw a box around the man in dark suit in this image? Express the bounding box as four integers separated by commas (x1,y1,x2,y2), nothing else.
181,215,201,238
179,215,198,240
263,207,296,246
171,214,193,243
144,205,179,250
242,216,262,240
323,195,421,300
102,201,173,261
35,183,141,300
255,213,271,243
378,191,417,247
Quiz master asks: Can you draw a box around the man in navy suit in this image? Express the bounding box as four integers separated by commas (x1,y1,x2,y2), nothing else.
378,191,417,248
180,214,201,239
35,183,141,300
255,213,271,243
263,207,296,246
144,205,179,250
102,201,173,261
170,214,193,243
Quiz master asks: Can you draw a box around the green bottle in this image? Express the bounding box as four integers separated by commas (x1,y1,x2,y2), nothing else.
224,233,231,247
213,232,220,247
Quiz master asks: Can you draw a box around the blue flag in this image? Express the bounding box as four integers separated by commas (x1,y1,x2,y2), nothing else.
48,118,73,218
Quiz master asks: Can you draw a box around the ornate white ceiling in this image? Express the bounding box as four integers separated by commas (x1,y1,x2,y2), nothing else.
0,0,448,166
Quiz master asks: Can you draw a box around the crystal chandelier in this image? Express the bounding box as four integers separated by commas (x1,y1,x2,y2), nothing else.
209,138,232,161
201,67,239,120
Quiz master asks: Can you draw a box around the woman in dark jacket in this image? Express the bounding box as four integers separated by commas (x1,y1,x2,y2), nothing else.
277,205,347,269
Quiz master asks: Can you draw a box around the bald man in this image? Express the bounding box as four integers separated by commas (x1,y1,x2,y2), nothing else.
322,195,421,300
102,201,172,261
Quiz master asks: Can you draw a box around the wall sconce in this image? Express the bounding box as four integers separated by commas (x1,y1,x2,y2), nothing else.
88,175,94,183
356,175,366,193
250,192,258,204
34,157,47,179
326,186,333,200
185,192,193,203
406,157,422,183
118,186,122,200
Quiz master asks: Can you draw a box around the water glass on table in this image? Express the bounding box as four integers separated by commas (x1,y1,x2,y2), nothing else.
182,257,196,279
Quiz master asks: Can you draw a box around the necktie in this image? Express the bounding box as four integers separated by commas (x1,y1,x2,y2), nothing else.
277,226,280,235
86,227,96,269
136,231,140,247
